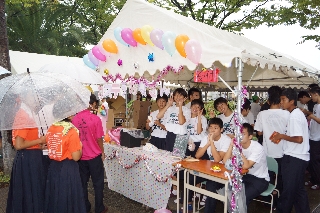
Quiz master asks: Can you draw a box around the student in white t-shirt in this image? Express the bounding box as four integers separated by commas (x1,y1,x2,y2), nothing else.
254,89,290,194
224,123,269,207
251,95,261,121
185,99,207,158
195,118,231,213
214,97,235,138
185,87,201,109
306,87,320,190
271,88,310,213
157,88,191,152
241,98,254,126
146,94,168,150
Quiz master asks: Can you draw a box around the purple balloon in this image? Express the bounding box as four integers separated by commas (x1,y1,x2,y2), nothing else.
92,45,106,61
150,29,164,49
121,28,137,47
88,49,99,66
185,39,202,64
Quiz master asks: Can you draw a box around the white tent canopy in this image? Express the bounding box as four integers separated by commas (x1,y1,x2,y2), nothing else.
98,0,319,89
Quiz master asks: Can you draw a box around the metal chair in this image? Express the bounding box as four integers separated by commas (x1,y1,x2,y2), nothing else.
253,156,280,213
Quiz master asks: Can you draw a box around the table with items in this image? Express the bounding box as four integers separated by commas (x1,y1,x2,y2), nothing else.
103,143,181,210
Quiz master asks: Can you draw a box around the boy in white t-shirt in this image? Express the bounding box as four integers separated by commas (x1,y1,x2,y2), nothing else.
306,87,320,190
157,88,191,152
214,97,235,139
185,87,201,109
224,123,269,207
146,94,168,150
195,118,231,213
241,98,254,126
186,99,208,158
271,88,310,213
254,88,290,193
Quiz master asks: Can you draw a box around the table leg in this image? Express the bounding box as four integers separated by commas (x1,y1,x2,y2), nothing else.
183,169,188,213
177,169,180,213
224,182,228,213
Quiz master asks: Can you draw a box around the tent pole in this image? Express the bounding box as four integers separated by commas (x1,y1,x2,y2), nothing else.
236,58,243,117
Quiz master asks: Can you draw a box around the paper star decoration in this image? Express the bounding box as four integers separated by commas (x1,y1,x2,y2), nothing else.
148,53,154,62
117,59,123,66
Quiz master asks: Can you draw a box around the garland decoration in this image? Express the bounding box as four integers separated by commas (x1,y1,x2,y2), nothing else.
106,150,181,182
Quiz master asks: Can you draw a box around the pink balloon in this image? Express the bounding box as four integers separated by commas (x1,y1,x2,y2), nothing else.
150,29,164,49
88,49,99,66
184,39,202,64
154,209,172,213
121,28,137,47
108,127,121,146
92,45,106,61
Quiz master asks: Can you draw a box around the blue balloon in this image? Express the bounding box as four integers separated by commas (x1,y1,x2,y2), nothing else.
114,27,129,47
162,31,177,56
83,54,96,70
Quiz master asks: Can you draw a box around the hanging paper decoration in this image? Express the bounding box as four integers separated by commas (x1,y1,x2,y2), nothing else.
120,83,127,99
117,59,123,66
148,53,154,62
134,62,139,69
103,84,112,98
138,82,147,97
104,69,109,75
111,83,121,98
129,83,138,95
194,68,220,83
98,85,104,100
149,88,157,99
160,87,170,97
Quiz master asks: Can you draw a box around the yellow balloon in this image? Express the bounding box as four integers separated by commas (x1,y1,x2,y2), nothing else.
104,69,109,75
141,25,154,46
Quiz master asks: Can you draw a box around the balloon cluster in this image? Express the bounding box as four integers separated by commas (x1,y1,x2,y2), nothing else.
113,25,202,64
106,149,181,182
102,65,184,88
83,25,203,69
230,85,248,212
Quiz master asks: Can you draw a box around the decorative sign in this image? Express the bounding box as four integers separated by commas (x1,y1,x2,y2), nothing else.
194,68,220,83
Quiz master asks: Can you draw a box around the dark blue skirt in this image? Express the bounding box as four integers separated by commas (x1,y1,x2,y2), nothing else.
6,149,46,213
165,131,177,152
149,136,166,150
44,159,86,213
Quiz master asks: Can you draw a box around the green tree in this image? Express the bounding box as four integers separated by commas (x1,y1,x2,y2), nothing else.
6,1,87,57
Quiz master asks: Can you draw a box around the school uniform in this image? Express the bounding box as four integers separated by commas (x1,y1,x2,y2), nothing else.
309,104,320,187
185,115,208,158
242,140,269,205
201,134,231,213
277,108,310,213
162,105,191,153
254,109,290,192
6,128,46,213
148,110,167,150
72,110,106,213
218,112,235,136
45,122,86,213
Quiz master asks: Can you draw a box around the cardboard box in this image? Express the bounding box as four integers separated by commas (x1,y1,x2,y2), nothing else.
106,109,114,130
111,96,126,110
132,101,151,129
150,101,158,112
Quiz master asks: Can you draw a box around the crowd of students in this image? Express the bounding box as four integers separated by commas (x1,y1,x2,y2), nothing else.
5,84,318,213
146,86,316,213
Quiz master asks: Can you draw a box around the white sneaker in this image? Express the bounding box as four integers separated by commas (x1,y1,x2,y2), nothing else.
200,196,207,205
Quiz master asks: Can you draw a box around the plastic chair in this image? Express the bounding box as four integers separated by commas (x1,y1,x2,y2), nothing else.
253,156,280,213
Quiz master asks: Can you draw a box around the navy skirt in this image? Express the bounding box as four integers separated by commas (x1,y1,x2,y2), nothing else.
44,159,86,213
6,149,46,213
165,131,177,152
149,136,166,150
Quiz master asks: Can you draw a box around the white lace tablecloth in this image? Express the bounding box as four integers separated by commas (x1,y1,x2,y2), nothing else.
103,144,180,210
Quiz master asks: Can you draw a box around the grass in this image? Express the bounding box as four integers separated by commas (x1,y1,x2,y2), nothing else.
0,171,10,187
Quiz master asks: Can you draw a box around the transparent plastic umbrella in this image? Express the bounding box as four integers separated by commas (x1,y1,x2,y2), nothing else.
38,61,105,85
0,66,10,75
0,71,91,130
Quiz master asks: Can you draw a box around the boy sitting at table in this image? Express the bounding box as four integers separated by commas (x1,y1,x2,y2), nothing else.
195,117,231,213
223,123,269,208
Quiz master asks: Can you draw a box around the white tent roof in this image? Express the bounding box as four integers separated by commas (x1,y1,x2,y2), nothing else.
98,0,319,88
9,50,87,74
